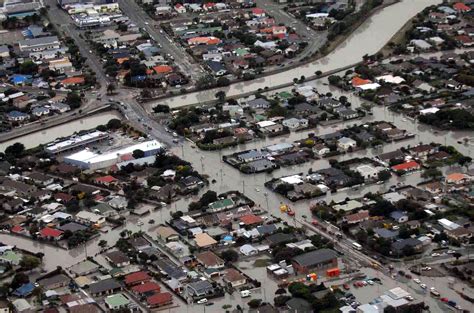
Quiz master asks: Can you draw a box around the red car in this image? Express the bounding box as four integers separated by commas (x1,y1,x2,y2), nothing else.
311,220,318,226
440,298,449,303
343,284,350,290
353,282,359,288
287,211,295,216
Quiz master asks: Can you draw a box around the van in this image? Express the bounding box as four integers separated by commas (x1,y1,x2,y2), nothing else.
240,290,251,298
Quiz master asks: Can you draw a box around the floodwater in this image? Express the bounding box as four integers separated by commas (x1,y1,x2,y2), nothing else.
0,111,121,152
152,0,442,109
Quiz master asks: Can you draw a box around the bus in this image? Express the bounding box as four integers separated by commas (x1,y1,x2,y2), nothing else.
352,242,362,251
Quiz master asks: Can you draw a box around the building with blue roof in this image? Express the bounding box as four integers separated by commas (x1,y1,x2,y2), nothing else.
13,283,35,297
10,74,32,86
6,111,28,122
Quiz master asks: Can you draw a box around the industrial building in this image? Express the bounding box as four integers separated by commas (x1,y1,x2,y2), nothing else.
63,140,163,170
45,131,109,155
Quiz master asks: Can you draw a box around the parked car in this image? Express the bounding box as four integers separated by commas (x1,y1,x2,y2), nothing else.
343,284,350,290
420,284,427,289
413,278,421,284
197,299,208,304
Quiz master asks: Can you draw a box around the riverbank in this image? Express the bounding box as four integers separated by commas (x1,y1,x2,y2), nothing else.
0,104,114,145
141,0,401,106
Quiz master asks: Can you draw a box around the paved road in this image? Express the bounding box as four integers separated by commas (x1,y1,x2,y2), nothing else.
45,0,109,87
256,0,327,62
117,0,204,80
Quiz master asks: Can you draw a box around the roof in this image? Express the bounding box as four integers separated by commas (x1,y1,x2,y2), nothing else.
89,278,121,294
95,175,117,183
105,293,129,307
292,249,338,267
131,281,161,294
194,233,217,247
105,251,130,265
223,268,245,282
195,251,224,267
70,260,99,275
19,35,59,48
62,76,85,85
352,76,372,87
38,274,69,288
153,65,173,74
157,226,179,239
124,271,150,285
391,161,420,171
146,292,172,306
239,214,263,225
446,173,466,182
40,227,63,238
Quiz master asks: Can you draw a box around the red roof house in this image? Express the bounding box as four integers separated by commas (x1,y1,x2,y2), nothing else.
11,225,24,233
94,175,118,185
40,227,64,240
453,2,471,12
351,77,372,87
124,271,151,286
146,292,173,308
391,161,420,172
239,214,264,226
131,281,161,295
252,8,265,17
54,192,74,203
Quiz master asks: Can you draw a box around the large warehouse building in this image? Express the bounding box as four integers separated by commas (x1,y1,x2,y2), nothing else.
63,140,163,170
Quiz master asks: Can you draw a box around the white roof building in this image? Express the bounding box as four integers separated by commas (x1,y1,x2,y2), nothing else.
376,75,405,85
64,140,163,170
438,218,460,231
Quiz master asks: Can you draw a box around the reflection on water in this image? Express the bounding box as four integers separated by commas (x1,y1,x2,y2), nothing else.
0,111,120,152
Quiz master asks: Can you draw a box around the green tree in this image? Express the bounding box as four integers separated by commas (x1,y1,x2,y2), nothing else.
19,60,38,74
98,240,108,249
5,142,25,158
65,92,82,109
247,299,262,309
221,249,239,263
107,118,122,130
422,168,442,180
377,170,391,181
19,255,41,270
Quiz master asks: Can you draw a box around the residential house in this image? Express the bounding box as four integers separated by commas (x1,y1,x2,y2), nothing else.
291,249,338,274
337,137,357,150
390,211,408,223
222,268,246,288
104,251,130,268
195,251,225,269
88,278,122,296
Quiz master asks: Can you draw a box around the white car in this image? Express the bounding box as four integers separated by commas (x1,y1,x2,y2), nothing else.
240,290,251,298
405,295,414,301
420,284,427,289
431,253,440,257
447,250,456,254
367,280,374,285
413,278,421,284
137,221,144,226
197,298,208,304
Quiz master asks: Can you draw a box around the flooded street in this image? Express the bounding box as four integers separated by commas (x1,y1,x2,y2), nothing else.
0,111,121,152
154,0,442,109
